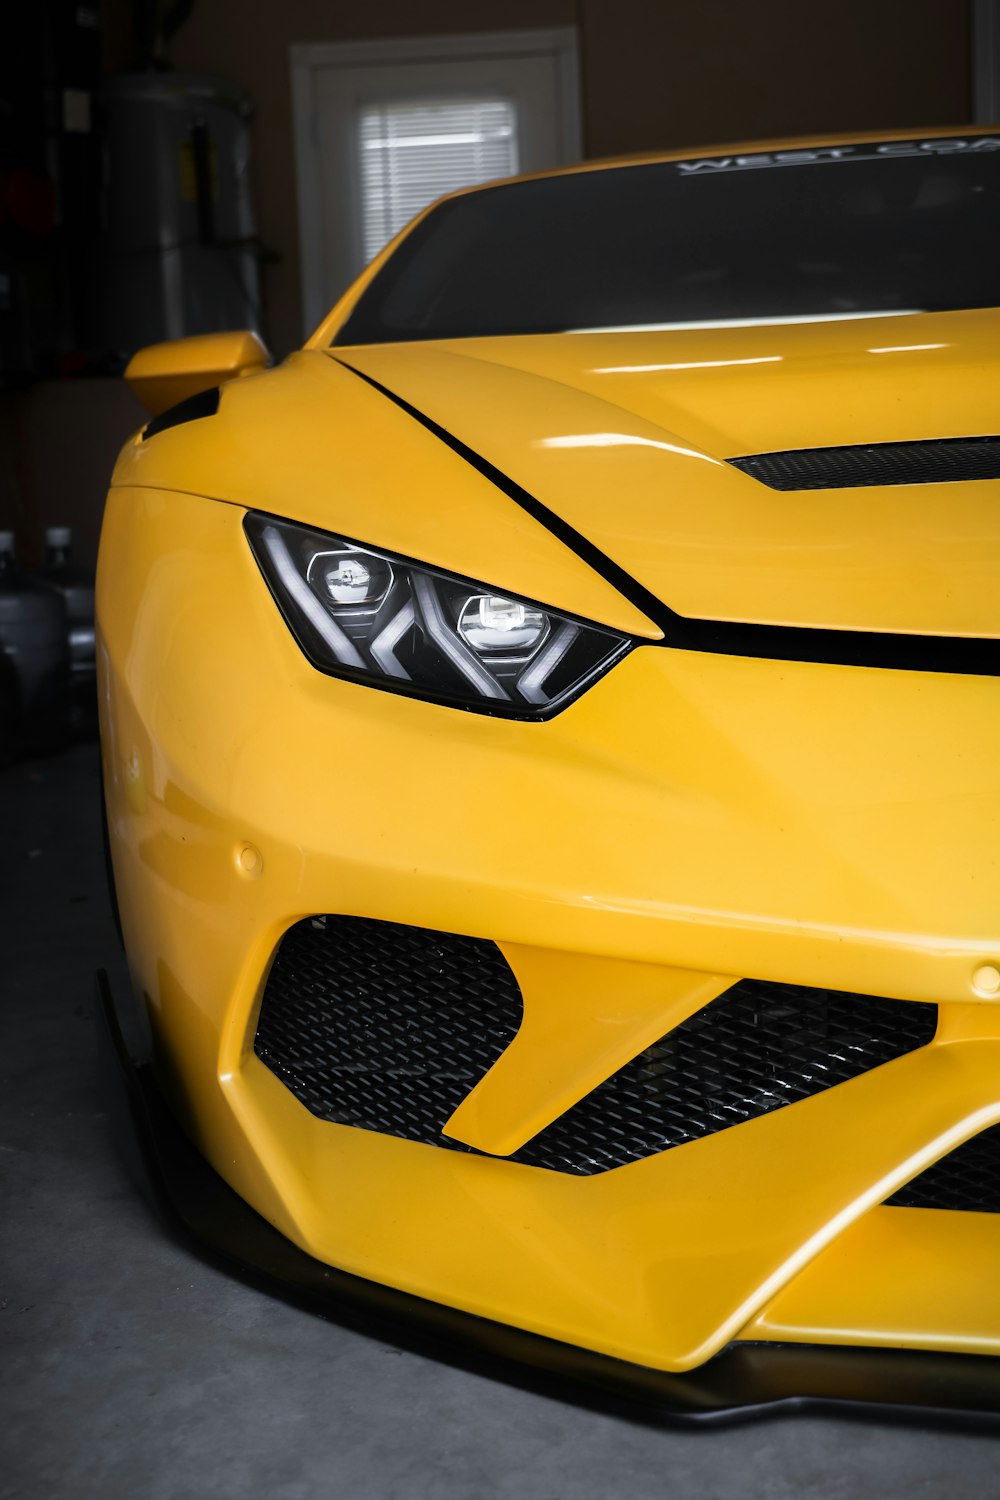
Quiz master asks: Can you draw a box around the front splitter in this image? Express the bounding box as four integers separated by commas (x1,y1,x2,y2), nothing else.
97,969,1000,1429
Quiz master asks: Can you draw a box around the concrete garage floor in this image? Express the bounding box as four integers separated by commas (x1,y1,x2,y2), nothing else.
1,744,998,1500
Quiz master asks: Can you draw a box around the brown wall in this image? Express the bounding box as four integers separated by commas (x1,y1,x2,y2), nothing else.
162,0,576,355
3,0,966,573
580,0,972,157
0,380,147,571
106,0,973,356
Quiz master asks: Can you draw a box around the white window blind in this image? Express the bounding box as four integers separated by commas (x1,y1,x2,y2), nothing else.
358,98,518,264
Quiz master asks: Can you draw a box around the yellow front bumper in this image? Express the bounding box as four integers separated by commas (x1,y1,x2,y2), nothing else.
98,485,1000,1374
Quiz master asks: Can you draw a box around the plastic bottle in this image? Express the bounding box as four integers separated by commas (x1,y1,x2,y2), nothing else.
0,530,69,754
37,526,97,737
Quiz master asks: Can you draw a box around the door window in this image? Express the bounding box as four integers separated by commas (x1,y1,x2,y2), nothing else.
359,98,518,264
292,29,581,332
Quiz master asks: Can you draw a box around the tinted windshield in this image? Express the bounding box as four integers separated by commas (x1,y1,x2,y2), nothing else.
335,136,1000,345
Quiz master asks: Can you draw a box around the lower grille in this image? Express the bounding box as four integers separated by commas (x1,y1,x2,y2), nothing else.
510,978,936,1174
254,917,522,1144
254,918,937,1173
887,1124,1000,1214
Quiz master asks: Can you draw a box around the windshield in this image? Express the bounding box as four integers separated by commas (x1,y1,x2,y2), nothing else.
334,136,1000,345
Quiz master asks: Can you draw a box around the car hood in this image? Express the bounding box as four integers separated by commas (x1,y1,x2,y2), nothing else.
338,307,1000,640
114,307,1000,642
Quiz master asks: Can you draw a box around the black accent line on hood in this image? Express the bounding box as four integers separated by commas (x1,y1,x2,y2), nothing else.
336,360,1000,678
337,360,671,637
142,385,220,441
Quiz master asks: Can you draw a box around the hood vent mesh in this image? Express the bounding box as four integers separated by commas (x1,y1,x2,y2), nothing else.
730,437,1000,491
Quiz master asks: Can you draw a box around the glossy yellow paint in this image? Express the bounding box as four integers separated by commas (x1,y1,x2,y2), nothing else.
444,951,735,1156
100,128,1000,1372
112,325,1000,640
342,315,1000,636
100,488,1000,1008
230,1032,995,1374
125,329,270,415
111,351,659,640
225,1035,1000,1371
98,479,1000,1370
744,1205,1000,1356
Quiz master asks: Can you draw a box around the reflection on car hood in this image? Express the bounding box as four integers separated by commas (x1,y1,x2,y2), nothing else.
338,308,1000,639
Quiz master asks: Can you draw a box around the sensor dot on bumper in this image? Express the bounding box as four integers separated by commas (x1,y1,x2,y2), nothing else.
237,843,263,878
973,964,1000,997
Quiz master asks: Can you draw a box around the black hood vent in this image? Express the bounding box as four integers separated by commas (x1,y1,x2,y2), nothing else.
730,436,1000,491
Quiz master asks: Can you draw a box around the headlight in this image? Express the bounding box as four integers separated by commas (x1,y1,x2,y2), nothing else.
245,513,631,718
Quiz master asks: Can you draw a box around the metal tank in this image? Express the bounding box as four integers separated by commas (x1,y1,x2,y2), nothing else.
0,531,68,753
96,73,261,351
37,525,96,737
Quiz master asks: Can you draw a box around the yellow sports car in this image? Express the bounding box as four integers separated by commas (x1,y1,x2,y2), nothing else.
98,128,1000,1422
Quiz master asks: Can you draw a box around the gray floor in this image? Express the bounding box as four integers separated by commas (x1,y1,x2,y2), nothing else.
1,745,998,1500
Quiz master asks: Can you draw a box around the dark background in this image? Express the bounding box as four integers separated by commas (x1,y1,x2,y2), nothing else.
0,0,978,571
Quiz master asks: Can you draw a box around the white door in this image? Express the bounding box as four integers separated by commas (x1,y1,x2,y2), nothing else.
292,29,582,334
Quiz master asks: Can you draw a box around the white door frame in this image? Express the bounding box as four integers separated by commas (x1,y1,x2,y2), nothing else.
290,27,582,336
974,0,1000,122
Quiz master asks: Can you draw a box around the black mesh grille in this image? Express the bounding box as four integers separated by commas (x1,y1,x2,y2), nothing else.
254,917,522,1144
729,437,1000,491
254,917,937,1173
510,979,936,1174
887,1124,1000,1214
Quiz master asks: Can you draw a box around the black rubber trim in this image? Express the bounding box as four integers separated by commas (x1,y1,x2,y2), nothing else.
336,361,1000,678
97,968,1000,1429
243,509,632,721
730,436,1000,491
98,778,124,950
142,385,220,442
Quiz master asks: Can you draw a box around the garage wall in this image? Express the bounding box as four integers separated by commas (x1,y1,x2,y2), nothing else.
101,0,973,356
580,0,972,157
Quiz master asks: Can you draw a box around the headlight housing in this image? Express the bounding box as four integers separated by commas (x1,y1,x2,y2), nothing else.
245,513,631,718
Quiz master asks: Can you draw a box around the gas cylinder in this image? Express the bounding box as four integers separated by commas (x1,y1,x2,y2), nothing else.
37,526,96,737
0,531,69,753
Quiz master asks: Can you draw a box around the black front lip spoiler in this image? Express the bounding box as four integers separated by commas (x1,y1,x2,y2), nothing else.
97,968,1000,1430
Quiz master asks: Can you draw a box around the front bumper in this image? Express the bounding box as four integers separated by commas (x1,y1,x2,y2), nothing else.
97,485,1000,1385
98,971,1000,1426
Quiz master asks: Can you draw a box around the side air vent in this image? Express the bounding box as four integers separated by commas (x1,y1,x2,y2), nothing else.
142,385,220,442
729,436,1000,491
887,1123,1000,1214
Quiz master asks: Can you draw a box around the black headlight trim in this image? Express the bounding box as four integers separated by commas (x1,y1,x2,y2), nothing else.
244,511,634,721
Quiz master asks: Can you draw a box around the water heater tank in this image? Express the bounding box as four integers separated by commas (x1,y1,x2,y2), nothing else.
98,73,260,351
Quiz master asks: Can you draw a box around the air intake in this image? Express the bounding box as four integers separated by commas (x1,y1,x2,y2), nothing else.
888,1123,1000,1214
254,917,937,1174
729,436,1000,491
254,917,523,1144
510,977,936,1174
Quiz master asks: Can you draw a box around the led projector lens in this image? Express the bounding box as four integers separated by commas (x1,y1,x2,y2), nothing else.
458,595,548,654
